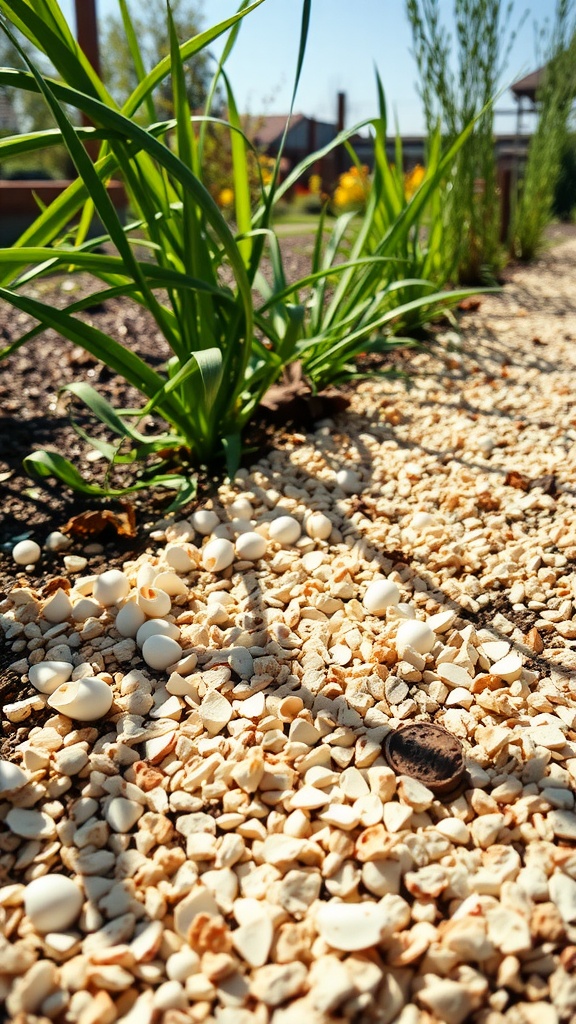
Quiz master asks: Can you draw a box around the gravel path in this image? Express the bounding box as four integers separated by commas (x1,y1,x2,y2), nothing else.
2,237,576,1023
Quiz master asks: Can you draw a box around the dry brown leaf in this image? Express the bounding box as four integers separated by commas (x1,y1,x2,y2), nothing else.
505,470,531,491
42,577,71,597
458,296,482,312
63,503,137,539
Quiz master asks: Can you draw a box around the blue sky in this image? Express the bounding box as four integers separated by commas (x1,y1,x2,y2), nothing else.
59,0,561,134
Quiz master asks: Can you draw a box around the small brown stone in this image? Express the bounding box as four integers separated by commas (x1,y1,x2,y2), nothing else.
524,627,545,655
531,903,566,944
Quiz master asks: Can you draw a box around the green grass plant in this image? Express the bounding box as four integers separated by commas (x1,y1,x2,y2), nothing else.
406,0,522,283
510,0,576,261
0,0,484,506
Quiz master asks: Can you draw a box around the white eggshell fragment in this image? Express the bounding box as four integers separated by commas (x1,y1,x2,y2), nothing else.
164,544,195,573
305,511,333,541
235,532,267,561
25,874,84,933
396,603,417,620
335,468,362,494
363,579,401,615
192,509,219,535
396,619,436,656
93,569,130,607
47,677,113,721
29,660,73,695
42,589,73,624
202,538,235,573
136,563,157,588
142,635,182,671
137,586,171,618
0,759,29,796
12,539,41,565
115,600,147,638
72,597,102,622
154,571,188,597
315,900,388,951
269,516,301,546
136,619,181,648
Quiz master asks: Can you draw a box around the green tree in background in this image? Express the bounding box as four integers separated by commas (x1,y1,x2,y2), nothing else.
406,0,521,283
100,0,214,117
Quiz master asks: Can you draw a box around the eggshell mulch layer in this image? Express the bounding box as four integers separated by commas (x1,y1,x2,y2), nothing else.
2,237,576,1024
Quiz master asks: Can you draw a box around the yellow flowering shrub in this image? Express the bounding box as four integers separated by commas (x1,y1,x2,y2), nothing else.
404,164,426,199
332,165,370,212
217,187,234,208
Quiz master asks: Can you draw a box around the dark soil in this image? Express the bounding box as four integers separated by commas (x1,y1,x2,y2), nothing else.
0,239,322,599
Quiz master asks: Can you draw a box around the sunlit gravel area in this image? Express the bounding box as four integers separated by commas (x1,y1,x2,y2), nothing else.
2,237,576,1024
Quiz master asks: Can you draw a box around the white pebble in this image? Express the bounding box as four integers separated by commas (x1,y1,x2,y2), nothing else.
136,619,180,648
396,619,435,655
64,555,88,572
315,900,388,951
12,539,41,565
363,579,401,615
115,600,147,638
105,796,143,833
199,690,233,735
191,509,219,535
0,759,29,795
164,544,194,573
47,676,113,721
476,434,496,454
269,515,301,546
25,874,83,933
45,531,72,552
235,532,267,561
229,497,253,520
202,537,235,572
93,569,130,606
72,597,101,622
228,647,254,679
410,511,434,530
142,635,182,671
491,652,523,682
305,511,333,541
166,948,201,982
335,468,362,494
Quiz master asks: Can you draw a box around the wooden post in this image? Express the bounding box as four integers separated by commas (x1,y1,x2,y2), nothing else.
74,0,101,78
73,0,100,158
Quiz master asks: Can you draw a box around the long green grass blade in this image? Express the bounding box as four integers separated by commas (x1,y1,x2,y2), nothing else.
221,68,252,264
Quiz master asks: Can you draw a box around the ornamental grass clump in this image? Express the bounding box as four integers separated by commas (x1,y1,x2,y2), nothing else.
509,0,576,261
0,0,484,505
